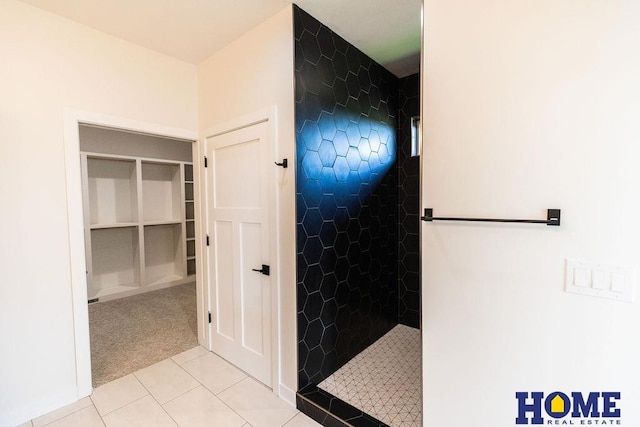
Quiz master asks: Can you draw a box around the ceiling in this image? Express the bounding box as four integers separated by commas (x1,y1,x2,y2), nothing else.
18,0,421,77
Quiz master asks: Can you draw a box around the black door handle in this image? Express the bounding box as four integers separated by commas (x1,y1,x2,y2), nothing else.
252,264,270,276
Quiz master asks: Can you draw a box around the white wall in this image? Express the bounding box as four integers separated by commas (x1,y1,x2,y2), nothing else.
198,6,297,401
0,1,198,425
422,0,640,425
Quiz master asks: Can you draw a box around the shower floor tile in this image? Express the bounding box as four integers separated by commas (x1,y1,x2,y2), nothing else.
318,324,421,427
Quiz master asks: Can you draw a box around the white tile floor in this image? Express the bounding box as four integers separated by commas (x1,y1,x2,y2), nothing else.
318,324,422,427
21,346,320,427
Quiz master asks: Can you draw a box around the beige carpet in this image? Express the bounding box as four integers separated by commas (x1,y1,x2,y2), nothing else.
89,282,198,387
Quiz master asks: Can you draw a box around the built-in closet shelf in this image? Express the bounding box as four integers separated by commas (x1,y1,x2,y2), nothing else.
90,223,139,230
186,237,195,259
86,156,138,225
145,274,183,288
186,221,195,239
93,285,140,299
185,182,194,201
81,150,195,302
89,226,140,300
143,213,183,287
143,220,183,226
142,162,181,223
183,163,195,277
184,164,194,182
187,259,196,276
185,201,195,220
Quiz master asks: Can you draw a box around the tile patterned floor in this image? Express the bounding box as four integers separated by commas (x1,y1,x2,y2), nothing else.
318,325,422,427
21,346,320,427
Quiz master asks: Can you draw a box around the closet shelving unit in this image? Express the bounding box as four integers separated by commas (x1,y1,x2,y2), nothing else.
184,164,196,277
81,152,195,301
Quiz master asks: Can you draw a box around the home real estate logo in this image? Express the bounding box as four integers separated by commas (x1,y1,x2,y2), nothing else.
516,391,622,425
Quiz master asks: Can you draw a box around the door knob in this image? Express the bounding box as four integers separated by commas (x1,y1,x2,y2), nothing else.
252,264,270,276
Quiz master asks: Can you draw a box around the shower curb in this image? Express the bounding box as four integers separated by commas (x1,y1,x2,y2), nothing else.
296,384,389,427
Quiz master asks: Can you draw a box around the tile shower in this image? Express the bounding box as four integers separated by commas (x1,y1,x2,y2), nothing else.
294,5,421,426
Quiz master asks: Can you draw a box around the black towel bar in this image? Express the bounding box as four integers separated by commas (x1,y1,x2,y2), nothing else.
420,208,561,226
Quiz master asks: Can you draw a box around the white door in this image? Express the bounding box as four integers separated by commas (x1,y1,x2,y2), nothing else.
205,120,273,387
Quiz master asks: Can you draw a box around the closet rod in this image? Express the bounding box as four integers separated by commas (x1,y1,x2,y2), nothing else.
420,208,561,226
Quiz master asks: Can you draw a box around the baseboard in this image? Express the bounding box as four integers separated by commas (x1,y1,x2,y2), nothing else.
278,383,297,406
1,386,77,427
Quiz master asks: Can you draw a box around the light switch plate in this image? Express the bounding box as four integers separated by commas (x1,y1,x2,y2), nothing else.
591,269,608,290
565,258,636,303
611,272,626,293
574,267,590,287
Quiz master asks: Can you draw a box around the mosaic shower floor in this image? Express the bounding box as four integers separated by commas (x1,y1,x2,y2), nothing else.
318,324,421,427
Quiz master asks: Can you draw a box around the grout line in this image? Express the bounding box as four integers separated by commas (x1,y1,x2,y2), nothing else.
98,407,107,427
171,345,208,366
89,384,144,418
159,400,181,426
35,401,90,427
213,376,300,426
214,377,253,421
91,387,149,419
41,405,104,427
137,382,180,427
215,391,250,424
103,393,152,418
280,411,300,426
171,357,251,425
214,375,248,396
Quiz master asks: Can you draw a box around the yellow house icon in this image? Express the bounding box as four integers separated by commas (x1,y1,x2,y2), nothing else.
551,395,565,413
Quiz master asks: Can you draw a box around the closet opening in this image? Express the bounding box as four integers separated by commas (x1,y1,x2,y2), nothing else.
78,124,201,388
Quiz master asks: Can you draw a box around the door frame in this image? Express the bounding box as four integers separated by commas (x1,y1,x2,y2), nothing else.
63,109,203,397
201,106,281,393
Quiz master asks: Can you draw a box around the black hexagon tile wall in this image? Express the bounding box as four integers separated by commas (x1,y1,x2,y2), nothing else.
294,5,421,426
